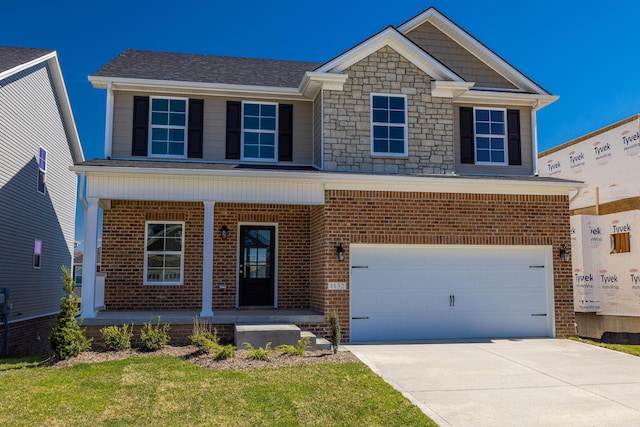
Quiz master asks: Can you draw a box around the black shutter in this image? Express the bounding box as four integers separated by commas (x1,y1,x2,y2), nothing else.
132,96,149,156
460,107,474,164
226,101,241,160
188,99,204,158
278,104,293,161
507,109,522,165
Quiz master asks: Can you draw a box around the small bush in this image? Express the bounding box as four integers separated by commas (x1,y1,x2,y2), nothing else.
277,336,311,356
100,324,133,351
213,344,236,360
140,317,170,352
189,316,218,352
329,311,341,354
244,342,273,361
49,266,92,359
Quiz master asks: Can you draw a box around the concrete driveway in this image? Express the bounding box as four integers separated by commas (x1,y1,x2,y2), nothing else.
347,338,640,426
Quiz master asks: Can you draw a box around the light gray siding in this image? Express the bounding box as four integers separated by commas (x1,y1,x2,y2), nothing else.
111,92,315,165
0,62,76,323
453,104,534,175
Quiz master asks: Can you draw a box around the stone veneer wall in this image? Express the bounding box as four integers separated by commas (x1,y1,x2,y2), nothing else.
322,46,454,174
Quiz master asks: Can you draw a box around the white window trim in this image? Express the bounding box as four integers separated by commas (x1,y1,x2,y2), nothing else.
241,101,279,162
144,221,185,286
370,93,408,157
148,96,189,159
33,239,42,269
37,147,47,195
473,107,508,166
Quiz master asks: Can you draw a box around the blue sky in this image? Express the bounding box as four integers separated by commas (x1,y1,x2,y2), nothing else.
3,1,640,244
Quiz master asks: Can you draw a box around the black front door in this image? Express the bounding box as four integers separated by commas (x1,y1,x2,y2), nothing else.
239,225,275,306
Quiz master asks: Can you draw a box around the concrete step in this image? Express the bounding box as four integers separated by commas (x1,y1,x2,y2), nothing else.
315,337,332,351
235,324,301,349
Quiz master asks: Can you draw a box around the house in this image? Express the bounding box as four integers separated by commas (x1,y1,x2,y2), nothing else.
539,115,640,343
0,47,84,355
74,7,580,343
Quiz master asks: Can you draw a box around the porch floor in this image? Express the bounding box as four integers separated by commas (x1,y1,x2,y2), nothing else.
81,309,325,326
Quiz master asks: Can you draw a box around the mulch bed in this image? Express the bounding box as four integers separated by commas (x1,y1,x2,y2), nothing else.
41,345,360,370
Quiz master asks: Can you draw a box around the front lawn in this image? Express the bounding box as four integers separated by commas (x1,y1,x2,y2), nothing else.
0,356,436,427
572,337,640,357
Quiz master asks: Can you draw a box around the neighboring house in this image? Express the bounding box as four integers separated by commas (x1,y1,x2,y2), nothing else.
73,247,102,286
539,115,640,343
75,7,579,343
0,47,84,355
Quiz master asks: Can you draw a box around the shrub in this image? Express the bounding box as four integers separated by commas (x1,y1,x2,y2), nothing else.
100,324,133,351
140,317,170,352
189,316,218,352
277,336,311,356
49,266,92,359
244,342,273,361
329,311,341,354
213,344,236,360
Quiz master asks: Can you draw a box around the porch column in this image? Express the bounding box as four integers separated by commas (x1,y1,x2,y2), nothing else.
201,201,214,317
80,197,99,319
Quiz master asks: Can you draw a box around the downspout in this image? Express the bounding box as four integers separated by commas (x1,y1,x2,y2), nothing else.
79,171,87,211
531,99,541,176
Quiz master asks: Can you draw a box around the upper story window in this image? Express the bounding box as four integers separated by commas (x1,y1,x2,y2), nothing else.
371,94,407,156
460,107,521,167
474,108,506,165
149,97,188,157
33,239,42,269
37,147,47,194
144,222,184,285
242,102,277,161
132,96,203,159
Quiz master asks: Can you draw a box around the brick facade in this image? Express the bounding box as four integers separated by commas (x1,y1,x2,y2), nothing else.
101,201,311,312
101,200,204,310
323,46,455,174
309,190,575,340
0,314,56,356
100,191,574,342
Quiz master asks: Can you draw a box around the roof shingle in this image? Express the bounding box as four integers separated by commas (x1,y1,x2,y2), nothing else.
0,46,53,75
91,49,321,88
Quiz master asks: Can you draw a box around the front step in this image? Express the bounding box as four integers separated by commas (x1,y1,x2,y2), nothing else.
235,324,301,349
234,324,329,351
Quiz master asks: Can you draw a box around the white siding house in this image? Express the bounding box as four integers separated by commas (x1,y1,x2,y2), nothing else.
0,47,84,355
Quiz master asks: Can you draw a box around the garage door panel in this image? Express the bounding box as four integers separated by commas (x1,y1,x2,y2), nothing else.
350,245,553,341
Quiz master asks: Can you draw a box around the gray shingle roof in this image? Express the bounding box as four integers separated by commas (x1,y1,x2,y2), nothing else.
91,49,322,88
0,46,53,75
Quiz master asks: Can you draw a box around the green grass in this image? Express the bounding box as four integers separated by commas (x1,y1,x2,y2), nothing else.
572,337,640,357
0,355,48,371
0,356,436,427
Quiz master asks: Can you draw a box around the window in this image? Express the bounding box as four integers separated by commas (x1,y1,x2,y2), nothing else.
33,240,42,269
611,232,631,254
371,94,407,156
144,222,184,285
242,102,277,161
74,266,83,286
149,97,188,157
474,108,507,165
37,147,47,194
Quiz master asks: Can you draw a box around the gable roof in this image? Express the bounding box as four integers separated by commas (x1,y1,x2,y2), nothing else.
91,49,321,89
314,26,462,81
0,46,84,162
397,7,551,95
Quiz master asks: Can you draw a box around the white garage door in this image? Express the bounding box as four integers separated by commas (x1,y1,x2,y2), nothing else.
350,245,554,341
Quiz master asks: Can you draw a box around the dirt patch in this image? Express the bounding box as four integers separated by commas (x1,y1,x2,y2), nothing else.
41,345,360,370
